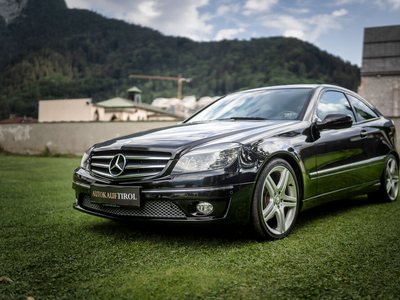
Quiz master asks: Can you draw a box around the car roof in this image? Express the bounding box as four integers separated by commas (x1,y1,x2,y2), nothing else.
231,84,355,95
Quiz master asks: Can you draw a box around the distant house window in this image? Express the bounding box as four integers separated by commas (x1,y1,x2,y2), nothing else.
94,110,99,121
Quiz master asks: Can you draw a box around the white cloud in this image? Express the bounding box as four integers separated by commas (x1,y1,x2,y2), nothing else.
261,9,348,43
65,0,93,9
283,29,305,40
261,15,307,33
216,3,241,16
306,11,347,43
125,0,213,40
283,8,310,14
66,0,135,17
333,0,364,5
216,5,230,16
63,0,355,46
243,0,279,16
65,0,213,41
214,27,245,41
374,0,384,8
374,0,400,9
195,3,247,33
332,8,348,16
137,1,161,18
387,0,400,9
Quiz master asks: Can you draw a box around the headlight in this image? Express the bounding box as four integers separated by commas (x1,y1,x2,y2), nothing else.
172,143,240,174
80,147,93,170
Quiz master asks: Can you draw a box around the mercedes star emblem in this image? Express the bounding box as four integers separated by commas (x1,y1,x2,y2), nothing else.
109,154,126,177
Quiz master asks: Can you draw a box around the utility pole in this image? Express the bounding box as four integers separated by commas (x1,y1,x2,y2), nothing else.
129,74,192,100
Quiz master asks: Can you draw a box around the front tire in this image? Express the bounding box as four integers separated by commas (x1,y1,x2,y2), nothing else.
251,158,301,240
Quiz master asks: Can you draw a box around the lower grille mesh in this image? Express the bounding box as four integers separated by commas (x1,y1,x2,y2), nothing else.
81,195,186,219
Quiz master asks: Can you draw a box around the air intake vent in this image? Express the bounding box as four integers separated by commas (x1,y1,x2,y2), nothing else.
81,195,186,219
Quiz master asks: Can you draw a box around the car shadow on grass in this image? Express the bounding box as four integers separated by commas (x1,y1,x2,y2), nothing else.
299,194,383,219
82,194,390,244
85,217,256,245
294,193,389,231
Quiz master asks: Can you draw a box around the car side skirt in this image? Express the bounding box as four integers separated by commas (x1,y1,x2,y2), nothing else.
301,179,381,211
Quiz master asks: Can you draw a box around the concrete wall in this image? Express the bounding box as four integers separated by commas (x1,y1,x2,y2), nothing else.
3,119,400,156
0,121,178,155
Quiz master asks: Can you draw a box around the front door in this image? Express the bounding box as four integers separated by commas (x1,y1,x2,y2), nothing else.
314,90,370,195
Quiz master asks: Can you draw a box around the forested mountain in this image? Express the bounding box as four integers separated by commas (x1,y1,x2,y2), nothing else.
0,0,360,120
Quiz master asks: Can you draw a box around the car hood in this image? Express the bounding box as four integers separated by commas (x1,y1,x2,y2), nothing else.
93,120,296,157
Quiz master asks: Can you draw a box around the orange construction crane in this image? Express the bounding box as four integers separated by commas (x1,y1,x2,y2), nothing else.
129,73,192,100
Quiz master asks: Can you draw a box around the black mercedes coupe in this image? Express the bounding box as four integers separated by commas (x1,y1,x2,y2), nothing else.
72,84,399,240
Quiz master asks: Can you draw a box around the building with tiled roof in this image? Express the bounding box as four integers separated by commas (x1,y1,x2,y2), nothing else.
38,88,182,122
95,97,181,121
0,116,38,124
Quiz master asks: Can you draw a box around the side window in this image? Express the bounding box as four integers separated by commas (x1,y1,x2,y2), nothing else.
317,91,355,121
346,94,378,121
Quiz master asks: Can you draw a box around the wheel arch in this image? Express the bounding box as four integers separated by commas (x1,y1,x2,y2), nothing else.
254,151,304,202
389,150,400,165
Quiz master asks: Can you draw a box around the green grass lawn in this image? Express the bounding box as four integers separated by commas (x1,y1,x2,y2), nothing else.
1,155,400,299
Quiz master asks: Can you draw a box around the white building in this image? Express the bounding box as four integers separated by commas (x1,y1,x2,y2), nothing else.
38,98,97,122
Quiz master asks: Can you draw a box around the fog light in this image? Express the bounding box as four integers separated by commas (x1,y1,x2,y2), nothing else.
196,202,214,215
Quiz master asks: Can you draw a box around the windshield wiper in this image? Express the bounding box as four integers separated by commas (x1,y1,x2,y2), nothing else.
225,117,268,120
187,117,269,123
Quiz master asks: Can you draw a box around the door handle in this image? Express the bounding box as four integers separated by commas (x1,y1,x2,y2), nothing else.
360,130,368,138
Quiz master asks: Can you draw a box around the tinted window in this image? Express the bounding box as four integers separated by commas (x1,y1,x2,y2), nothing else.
346,94,378,121
187,88,311,122
317,91,355,121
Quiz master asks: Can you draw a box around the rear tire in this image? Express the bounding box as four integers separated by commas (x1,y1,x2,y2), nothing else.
251,158,301,240
369,154,399,202
379,154,399,202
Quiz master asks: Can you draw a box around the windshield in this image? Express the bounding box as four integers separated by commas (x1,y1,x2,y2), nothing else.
186,88,312,123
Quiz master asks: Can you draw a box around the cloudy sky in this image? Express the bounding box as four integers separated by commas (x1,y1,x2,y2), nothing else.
64,0,400,66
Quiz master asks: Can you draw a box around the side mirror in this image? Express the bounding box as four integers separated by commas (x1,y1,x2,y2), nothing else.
316,114,353,130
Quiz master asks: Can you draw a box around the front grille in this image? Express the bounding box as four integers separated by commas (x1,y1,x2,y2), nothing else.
90,150,171,180
81,195,186,219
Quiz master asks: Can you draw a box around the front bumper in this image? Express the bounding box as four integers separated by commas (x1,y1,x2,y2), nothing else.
72,167,256,226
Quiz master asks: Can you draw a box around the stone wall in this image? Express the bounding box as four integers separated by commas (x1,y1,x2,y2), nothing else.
358,25,400,117
358,76,400,116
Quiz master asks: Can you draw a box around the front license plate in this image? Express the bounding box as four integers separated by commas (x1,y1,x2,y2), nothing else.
90,184,141,207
